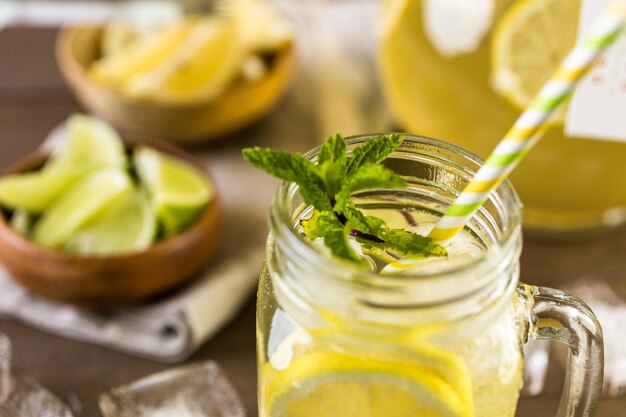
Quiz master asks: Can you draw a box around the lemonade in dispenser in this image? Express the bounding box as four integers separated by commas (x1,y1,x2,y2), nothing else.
379,0,626,234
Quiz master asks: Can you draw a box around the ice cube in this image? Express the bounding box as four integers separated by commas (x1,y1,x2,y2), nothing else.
0,378,73,417
0,333,73,416
99,361,246,417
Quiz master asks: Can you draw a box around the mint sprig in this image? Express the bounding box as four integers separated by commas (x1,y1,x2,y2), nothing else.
333,164,405,212
241,148,332,211
243,133,446,266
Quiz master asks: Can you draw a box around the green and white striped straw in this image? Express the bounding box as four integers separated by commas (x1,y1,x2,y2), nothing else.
427,2,626,245
382,2,626,274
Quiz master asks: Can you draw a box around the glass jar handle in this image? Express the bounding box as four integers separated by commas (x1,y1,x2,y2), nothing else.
519,284,604,417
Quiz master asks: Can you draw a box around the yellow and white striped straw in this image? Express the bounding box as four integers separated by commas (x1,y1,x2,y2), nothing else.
382,3,626,274
426,2,626,246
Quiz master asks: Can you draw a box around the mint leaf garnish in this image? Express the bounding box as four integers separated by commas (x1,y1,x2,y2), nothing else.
346,133,404,175
333,164,405,212
316,210,364,264
301,210,364,264
344,202,444,258
343,201,388,236
242,148,332,211
318,134,347,198
379,229,447,257
243,133,447,266
318,132,346,165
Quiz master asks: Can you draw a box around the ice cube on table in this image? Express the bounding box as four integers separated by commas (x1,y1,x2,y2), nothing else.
0,378,73,417
99,360,246,417
0,332,73,416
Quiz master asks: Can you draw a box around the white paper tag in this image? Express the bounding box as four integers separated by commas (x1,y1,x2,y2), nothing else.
565,0,626,143
423,0,495,58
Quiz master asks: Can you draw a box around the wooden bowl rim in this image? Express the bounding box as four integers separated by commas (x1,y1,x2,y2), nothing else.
0,139,220,263
55,24,296,109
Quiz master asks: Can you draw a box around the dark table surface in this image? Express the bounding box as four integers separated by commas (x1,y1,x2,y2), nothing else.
1,26,626,417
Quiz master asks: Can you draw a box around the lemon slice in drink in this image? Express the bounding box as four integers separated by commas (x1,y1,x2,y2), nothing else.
124,17,243,103
263,338,474,417
64,190,156,255
90,20,196,87
134,147,213,235
491,0,580,110
32,168,132,249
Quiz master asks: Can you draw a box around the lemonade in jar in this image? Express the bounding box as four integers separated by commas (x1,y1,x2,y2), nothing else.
247,134,603,417
379,0,626,234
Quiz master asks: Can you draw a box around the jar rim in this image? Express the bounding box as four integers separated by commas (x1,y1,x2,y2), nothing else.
270,133,522,291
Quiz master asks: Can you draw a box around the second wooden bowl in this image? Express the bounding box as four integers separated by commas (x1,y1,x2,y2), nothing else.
55,26,296,144
0,141,220,308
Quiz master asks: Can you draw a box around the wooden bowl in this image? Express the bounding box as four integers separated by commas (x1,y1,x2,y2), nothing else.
55,26,296,144
0,140,220,308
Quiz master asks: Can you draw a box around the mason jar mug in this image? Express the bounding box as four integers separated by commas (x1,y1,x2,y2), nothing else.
256,135,603,417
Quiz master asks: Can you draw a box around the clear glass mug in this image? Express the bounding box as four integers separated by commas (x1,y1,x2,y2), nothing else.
378,0,626,235
256,135,603,417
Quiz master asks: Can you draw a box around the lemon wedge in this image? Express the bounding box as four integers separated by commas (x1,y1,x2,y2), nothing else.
263,336,474,417
124,17,243,103
232,0,293,52
134,147,213,235
101,22,148,57
491,0,580,110
90,20,196,88
100,18,182,57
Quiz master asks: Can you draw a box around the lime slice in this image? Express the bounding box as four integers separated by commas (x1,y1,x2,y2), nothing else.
124,17,243,103
45,114,126,175
134,147,213,235
0,115,125,212
491,0,580,110
32,168,132,249
10,209,32,237
0,170,79,212
64,190,155,255
89,20,196,87
263,337,474,417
